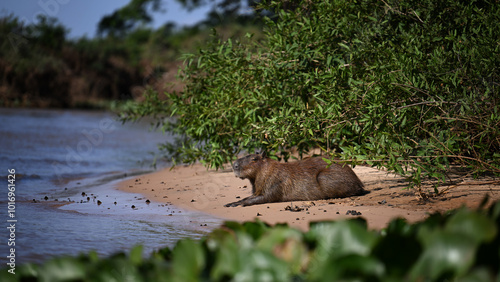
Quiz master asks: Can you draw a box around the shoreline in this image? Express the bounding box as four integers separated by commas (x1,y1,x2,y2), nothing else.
116,164,437,231
56,170,225,231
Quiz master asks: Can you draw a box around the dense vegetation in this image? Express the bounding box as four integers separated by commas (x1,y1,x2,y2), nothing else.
124,0,500,193
4,200,500,281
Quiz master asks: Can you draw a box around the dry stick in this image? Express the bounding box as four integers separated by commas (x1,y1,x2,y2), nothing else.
445,155,500,174
438,179,500,196
328,156,498,199
396,100,454,110
440,116,499,131
413,10,424,23
417,125,500,172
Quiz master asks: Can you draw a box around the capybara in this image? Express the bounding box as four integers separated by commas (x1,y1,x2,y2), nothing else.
225,153,366,207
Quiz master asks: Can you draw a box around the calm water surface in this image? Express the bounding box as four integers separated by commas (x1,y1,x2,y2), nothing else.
0,108,221,264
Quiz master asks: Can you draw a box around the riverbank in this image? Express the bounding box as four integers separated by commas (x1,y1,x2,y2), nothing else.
116,163,500,230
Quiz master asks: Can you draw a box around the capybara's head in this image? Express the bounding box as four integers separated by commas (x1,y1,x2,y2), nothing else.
232,153,264,179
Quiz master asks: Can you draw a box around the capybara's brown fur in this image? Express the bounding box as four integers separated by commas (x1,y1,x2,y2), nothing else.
225,153,366,207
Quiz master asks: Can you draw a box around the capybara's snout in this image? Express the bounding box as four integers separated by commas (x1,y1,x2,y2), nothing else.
232,159,242,178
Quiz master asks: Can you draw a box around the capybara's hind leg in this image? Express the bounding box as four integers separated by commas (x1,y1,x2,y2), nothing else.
316,171,353,198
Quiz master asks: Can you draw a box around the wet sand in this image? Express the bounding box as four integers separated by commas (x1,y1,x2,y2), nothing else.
114,163,500,231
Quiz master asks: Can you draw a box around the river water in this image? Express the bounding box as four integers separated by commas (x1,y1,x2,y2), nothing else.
0,108,222,264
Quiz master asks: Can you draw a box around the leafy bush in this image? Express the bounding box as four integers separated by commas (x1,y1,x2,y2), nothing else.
5,200,500,281
124,0,500,190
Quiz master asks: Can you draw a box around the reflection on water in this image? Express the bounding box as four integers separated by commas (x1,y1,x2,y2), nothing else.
0,108,221,264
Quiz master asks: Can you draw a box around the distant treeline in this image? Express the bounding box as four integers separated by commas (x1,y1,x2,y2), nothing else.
0,0,263,108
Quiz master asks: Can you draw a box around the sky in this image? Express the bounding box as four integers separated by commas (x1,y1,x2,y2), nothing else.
0,0,211,39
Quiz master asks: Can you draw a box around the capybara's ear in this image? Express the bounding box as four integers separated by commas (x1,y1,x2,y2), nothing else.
260,150,267,158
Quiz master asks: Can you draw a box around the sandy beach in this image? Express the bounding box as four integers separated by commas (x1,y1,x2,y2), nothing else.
117,163,500,231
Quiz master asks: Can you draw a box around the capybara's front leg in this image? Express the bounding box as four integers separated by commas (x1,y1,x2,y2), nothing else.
224,197,247,207
224,195,266,207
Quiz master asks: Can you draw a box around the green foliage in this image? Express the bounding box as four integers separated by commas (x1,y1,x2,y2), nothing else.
97,0,163,38
5,201,500,281
127,0,500,189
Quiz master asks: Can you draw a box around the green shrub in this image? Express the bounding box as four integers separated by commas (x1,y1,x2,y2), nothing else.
124,0,500,190
5,201,500,281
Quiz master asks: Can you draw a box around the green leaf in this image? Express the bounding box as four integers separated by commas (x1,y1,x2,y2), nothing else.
129,245,143,265
256,226,307,274
410,230,477,280
39,257,86,282
307,220,377,276
444,208,497,243
314,254,385,281
171,239,206,281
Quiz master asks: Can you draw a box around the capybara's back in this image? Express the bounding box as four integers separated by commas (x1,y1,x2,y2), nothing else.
226,153,366,207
